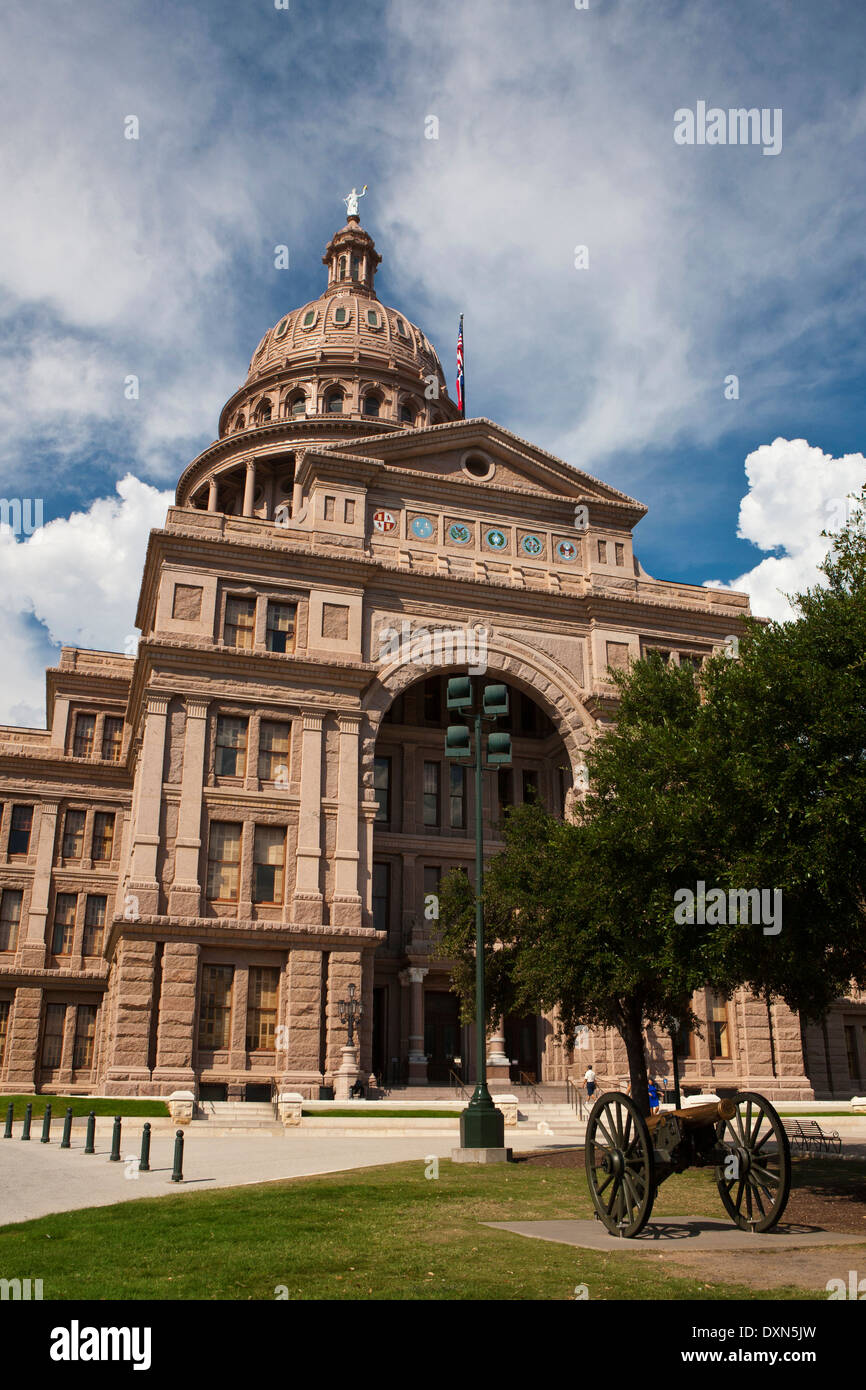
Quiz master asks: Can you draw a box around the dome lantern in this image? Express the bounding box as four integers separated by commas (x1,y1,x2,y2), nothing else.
322,219,381,298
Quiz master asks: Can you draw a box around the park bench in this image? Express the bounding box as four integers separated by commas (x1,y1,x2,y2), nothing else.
783,1119,842,1155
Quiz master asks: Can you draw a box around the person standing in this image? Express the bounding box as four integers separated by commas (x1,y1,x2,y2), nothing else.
584,1065,597,1103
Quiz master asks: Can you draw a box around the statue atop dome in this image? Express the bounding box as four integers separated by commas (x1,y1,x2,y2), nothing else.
344,185,367,218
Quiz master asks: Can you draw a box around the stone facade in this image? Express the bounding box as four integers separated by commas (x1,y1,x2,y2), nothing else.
0,213,863,1101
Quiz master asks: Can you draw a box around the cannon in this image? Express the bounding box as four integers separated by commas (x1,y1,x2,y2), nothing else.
584,1090,791,1237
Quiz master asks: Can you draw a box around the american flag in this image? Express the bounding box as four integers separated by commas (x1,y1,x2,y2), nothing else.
456,315,465,416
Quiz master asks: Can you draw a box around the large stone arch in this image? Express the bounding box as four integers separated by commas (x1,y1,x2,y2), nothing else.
358,632,598,804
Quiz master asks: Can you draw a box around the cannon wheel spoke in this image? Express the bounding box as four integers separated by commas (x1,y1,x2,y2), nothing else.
714,1092,791,1232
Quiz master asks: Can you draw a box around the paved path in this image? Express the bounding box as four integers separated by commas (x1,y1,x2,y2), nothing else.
0,1126,556,1226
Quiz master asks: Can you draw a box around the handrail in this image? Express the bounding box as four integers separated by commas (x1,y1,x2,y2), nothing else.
519,1073,544,1105
565,1077,585,1119
270,1077,279,1120
449,1069,470,1101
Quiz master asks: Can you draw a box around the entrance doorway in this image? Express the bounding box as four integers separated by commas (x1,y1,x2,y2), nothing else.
505,1014,540,1084
424,991,460,1083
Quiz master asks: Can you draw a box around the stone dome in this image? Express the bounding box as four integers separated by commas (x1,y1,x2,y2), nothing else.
216,216,458,440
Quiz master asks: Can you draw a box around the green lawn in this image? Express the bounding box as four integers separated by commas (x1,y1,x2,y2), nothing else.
0,1157,842,1301
0,1095,169,1120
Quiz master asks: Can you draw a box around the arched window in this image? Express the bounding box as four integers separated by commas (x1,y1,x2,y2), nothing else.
290,395,306,417
363,395,380,418
351,255,362,279
254,398,272,424
400,402,416,425
235,413,245,432
338,256,347,280
326,391,344,414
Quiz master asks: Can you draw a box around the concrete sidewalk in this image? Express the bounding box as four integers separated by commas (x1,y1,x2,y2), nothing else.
0,1127,555,1226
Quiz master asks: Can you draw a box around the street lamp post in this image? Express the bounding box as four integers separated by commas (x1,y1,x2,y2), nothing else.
445,675,512,1153
339,982,363,1048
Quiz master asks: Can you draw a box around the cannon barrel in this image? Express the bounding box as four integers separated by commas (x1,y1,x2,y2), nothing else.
647,1098,736,1132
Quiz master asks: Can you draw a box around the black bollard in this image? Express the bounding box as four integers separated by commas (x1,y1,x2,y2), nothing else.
171,1128,184,1183
84,1110,96,1154
4,1102,13,1137
40,1104,52,1143
139,1122,151,1173
21,1102,32,1140
60,1107,73,1149
109,1115,122,1161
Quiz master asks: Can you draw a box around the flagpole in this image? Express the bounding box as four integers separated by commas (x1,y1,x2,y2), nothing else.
457,313,465,419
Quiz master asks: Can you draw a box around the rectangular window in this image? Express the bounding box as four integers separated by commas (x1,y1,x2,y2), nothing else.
423,678,441,724
845,1024,861,1082
675,1020,695,1058
497,768,513,810
0,890,23,952
597,540,608,564
206,823,242,902
0,1000,9,1066
423,761,441,827
52,893,77,955
246,967,279,1051
92,812,115,862
258,721,290,781
101,716,124,761
522,769,540,803
708,992,730,1060
266,601,296,654
73,1005,97,1070
83,895,107,955
253,826,286,905
215,716,248,777
372,862,390,934
423,865,441,918
680,652,704,671
61,809,86,859
324,496,335,521
41,1003,66,1069
198,965,234,1050
614,542,625,567
344,499,355,524
9,805,33,855
373,756,391,824
449,764,466,830
224,595,256,649
72,713,96,758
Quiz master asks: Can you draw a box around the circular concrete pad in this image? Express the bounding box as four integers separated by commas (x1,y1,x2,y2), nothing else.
484,1216,866,1252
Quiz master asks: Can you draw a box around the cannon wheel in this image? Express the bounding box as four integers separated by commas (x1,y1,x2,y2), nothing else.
714,1091,791,1232
585,1091,655,1237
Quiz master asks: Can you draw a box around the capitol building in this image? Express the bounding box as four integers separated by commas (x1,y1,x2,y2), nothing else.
0,206,861,1102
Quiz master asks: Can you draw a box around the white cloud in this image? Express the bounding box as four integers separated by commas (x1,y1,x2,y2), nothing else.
704,438,865,620
0,475,173,726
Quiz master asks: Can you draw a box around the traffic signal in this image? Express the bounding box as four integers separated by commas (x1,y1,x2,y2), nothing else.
486,730,512,765
482,683,509,718
445,724,472,759
446,676,473,711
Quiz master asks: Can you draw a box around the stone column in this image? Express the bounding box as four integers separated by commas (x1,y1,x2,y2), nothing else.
169,698,209,916
228,967,250,1090
405,965,428,1085
487,1018,511,1083
2,987,42,1092
326,952,362,1077
242,458,256,517
19,801,60,968
102,938,158,1091
281,948,323,1096
152,941,201,1090
292,711,324,925
331,713,362,928
207,477,218,511
128,693,170,915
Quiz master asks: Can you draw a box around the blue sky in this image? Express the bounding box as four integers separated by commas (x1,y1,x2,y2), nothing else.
0,0,864,721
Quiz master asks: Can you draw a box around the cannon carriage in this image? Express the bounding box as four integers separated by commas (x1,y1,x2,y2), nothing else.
584,1090,791,1237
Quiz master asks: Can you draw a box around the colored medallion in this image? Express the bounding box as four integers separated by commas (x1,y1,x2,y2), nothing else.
521,533,543,556
448,523,472,545
411,515,434,539
485,528,507,551
373,509,397,533
556,539,577,562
